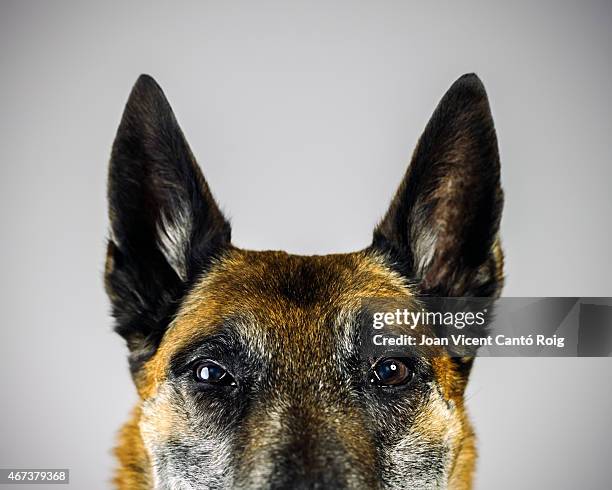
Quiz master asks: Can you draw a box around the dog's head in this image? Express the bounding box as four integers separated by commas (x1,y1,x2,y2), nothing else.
105,74,503,489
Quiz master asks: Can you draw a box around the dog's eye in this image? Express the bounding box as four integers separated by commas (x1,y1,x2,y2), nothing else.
370,358,413,387
193,361,236,386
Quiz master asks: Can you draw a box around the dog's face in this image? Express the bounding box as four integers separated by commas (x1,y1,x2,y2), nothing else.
105,74,503,489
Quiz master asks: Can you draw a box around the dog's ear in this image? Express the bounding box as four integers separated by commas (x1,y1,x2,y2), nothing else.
105,75,231,371
372,74,503,297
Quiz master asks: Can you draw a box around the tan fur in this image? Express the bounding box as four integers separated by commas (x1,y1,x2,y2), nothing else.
114,248,482,488
108,73,504,489
114,407,152,489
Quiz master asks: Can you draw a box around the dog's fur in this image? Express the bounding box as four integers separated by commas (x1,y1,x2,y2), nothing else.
105,73,503,489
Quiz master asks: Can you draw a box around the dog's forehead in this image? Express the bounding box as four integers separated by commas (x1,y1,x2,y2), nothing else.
139,248,413,394
179,248,411,332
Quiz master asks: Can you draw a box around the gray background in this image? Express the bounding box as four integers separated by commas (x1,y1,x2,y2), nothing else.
1,1,611,488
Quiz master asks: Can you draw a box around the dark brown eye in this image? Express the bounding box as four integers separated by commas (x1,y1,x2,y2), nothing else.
193,361,236,386
371,358,413,387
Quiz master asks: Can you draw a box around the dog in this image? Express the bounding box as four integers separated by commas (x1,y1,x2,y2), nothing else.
105,73,503,489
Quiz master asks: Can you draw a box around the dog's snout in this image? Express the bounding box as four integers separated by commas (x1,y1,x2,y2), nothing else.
267,439,350,490
237,401,375,489
269,466,347,490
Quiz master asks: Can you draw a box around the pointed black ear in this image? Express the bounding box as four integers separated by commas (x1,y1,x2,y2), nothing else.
372,74,504,297
105,75,231,371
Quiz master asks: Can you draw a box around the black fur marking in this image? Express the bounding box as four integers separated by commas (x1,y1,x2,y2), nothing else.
371,73,503,298
273,258,342,306
105,75,231,374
